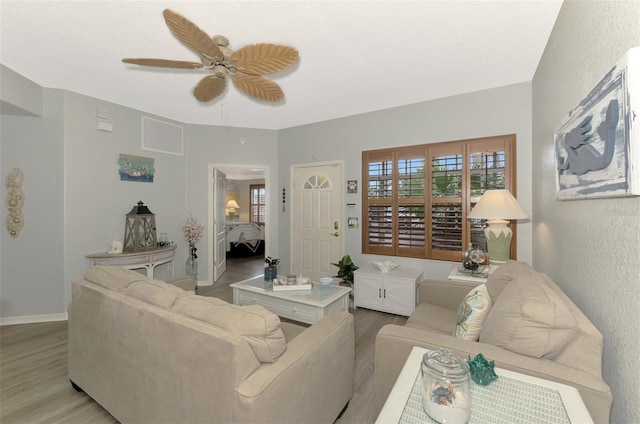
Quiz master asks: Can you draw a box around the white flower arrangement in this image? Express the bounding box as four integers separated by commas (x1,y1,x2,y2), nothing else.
182,213,204,248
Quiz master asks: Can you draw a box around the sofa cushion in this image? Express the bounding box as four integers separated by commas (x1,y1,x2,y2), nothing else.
406,303,457,335
165,276,196,292
453,284,492,341
84,266,147,291
124,280,186,308
172,294,287,363
479,274,578,359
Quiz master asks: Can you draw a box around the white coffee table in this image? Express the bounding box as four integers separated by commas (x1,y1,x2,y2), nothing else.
230,275,351,324
377,346,593,424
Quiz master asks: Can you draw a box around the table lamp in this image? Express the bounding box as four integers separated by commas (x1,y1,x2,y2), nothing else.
226,199,240,221
467,190,529,264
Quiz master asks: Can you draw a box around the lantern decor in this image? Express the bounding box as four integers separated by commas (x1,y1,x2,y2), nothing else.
123,201,157,252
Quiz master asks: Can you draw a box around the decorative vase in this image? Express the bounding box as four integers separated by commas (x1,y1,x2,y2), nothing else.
264,266,277,282
186,244,198,282
462,243,479,271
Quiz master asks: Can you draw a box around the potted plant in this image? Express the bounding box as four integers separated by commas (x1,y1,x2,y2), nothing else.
332,255,359,287
264,257,280,282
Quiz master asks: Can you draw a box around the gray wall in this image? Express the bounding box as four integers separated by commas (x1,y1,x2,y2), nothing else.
1,85,65,319
183,124,279,285
0,64,279,320
62,92,187,302
278,82,533,278
532,1,640,423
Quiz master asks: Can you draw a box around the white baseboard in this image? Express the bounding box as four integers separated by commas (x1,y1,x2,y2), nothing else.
197,279,213,287
1,313,68,326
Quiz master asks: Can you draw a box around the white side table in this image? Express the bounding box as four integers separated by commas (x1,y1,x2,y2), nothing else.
86,245,176,279
377,346,593,424
354,266,423,316
447,264,498,284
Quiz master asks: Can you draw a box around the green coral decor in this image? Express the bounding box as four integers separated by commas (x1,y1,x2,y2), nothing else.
332,255,359,286
468,353,498,386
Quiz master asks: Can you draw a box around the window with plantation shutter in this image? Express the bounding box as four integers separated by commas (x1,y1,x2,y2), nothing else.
364,152,394,254
362,135,516,261
249,184,265,225
397,151,426,257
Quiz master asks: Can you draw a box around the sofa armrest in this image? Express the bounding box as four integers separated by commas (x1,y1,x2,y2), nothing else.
235,311,354,423
417,278,478,309
375,325,612,424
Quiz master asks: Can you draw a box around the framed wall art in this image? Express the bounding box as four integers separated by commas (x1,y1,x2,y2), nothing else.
118,154,155,183
555,47,639,200
347,180,358,193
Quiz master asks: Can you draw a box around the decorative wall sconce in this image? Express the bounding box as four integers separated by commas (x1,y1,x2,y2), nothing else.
5,167,24,238
123,201,157,252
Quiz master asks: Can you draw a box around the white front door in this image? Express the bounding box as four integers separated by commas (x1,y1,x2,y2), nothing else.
212,168,227,282
291,162,344,280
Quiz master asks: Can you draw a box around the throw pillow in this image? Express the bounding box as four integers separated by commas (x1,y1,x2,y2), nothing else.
479,275,578,359
453,284,492,341
485,260,537,304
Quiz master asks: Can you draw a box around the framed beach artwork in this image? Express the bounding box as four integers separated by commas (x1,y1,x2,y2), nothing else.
555,47,639,200
118,154,155,183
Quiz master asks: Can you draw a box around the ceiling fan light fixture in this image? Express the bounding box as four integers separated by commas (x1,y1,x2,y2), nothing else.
213,65,228,78
213,35,229,47
122,9,298,104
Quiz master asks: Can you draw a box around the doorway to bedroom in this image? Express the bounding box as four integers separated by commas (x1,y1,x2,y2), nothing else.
208,164,270,285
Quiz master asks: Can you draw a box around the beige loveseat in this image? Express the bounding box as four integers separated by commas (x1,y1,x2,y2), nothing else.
375,261,612,423
68,266,354,423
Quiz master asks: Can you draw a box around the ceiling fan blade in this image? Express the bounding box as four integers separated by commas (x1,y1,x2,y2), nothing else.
194,75,227,102
122,58,204,69
163,9,224,62
232,73,285,102
231,44,298,75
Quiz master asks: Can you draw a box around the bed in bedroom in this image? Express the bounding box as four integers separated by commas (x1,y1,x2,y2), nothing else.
225,222,265,258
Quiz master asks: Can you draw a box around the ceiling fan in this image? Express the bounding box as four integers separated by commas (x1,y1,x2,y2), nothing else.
123,9,298,103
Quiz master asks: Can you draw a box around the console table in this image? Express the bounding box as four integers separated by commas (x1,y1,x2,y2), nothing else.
86,245,176,279
376,346,593,424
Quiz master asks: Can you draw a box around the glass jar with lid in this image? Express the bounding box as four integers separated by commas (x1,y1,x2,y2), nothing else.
421,348,471,424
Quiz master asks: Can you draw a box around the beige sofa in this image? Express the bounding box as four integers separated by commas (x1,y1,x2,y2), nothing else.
375,261,612,423
68,266,354,423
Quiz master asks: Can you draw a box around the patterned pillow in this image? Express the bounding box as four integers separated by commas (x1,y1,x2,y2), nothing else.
453,284,492,341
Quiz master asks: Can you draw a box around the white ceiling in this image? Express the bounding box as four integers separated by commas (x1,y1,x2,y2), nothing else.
0,0,562,130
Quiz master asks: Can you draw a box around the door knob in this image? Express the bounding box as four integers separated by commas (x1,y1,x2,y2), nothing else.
330,232,339,237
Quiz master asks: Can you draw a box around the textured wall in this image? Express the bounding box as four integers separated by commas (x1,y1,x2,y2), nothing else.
532,2,640,423
278,82,533,278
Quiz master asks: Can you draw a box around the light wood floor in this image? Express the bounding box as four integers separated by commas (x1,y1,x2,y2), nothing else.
0,256,407,423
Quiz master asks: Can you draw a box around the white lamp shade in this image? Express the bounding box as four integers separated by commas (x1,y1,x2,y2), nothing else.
226,200,240,210
467,190,529,220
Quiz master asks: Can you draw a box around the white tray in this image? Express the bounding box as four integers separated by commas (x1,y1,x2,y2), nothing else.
272,283,312,291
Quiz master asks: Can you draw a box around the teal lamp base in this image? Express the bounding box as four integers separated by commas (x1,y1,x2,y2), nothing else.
485,219,512,264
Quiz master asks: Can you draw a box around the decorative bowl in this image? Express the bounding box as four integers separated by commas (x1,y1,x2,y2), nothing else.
319,276,333,286
372,261,399,273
